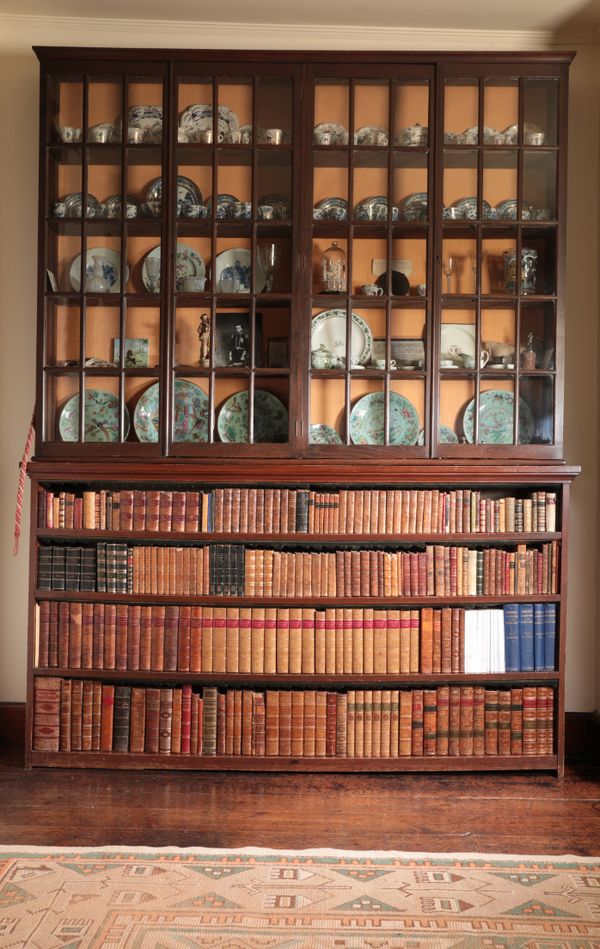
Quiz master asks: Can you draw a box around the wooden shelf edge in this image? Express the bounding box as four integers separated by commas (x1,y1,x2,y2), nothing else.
34,591,562,605
27,750,559,772
32,669,561,684
35,529,563,543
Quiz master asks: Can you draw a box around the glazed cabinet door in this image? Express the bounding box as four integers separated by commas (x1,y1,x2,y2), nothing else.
434,64,567,458
38,61,169,456
305,64,434,454
168,61,302,455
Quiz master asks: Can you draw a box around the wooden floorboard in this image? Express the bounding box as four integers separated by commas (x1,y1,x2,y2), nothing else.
1,738,599,854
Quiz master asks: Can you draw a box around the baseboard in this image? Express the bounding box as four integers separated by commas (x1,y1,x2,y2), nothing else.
2,703,599,764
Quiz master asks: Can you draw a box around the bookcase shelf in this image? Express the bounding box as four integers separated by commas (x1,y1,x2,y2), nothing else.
27,46,578,776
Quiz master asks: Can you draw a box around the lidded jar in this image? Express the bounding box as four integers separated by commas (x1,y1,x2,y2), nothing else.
320,240,346,294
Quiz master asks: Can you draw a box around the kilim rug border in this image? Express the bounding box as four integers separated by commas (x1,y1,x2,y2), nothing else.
1,845,599,948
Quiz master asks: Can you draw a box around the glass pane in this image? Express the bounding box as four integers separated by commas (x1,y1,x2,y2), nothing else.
440,310,476,370
313,153,348,223
441,236,477,296
393,151,428,222
168,376,210,444
313,238,348,296
87,79,121,142
82,234,124,294
127,376,163,444
390,308,426,371
483,149,518,220
392,80,429,145
84,306,120,366
439,376,474,445
173,234,210,294
256,152,292,222
523,78,558,147
217,148,252,211
311,304,353,370
255,77,293,145
314,79,349,141
122,307,160,371
215,377,288,444
444,79,478,144
175,307,209,369
45,372,79,442
390,378,424,446
483,78,518,144
310,377,346,445
45,302,81,368
47,152,82,219
129,160,164,222
352,235,386,296
482,235,516,295
523,152,557,221
390,236,426,298
354,82,389,144
256,236,291,294
130,237,162,295
520,303,556,370
126,78,164,144
215,236,255,294
263,306,291,369
353,151,389,217
83,376,123,443
481,309,517,371
444,149,477,220
472,378,518,445
50,77,83,144
519,376,554,444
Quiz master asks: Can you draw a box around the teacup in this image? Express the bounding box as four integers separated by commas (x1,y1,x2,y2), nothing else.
374,358,397,370
142,200,162,218
443,206,462,220
88,123,113,144
127,126,144,144
257,205,275,220
360,284,384,296
194,128,213,144
232,201,252,220
416,283,427,297
52,201,66,218
263,127,284,145
181,275,206,292
58,125,82,143
525,130,545,146
126,203,139,219
238,125,253,144
177,128,189,144
315,130,333,145
225,129,242,144
182,203,207,219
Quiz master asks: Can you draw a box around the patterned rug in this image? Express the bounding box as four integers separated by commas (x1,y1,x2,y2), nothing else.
1,846,599,948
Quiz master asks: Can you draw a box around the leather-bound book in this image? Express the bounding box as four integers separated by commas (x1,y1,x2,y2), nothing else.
216,692,226,755
144,489,159,532
272,488,282,533
436,685,449,756
113,684,131,753
126,604,140,671
48,601,59,667
91,681,102,751
423,689,437,756
81,679,93,752
349,608,362,674
379,689,391,758
157,491,172,532
37,601,50,668
255,490,265,533
235,607,250,673
196,695,204,754
325,692,337,756
546,687,554,754
370,689,382,758
190,692,199,756
448,686,461,756
252,692,266,756
315,691,327,757
264,608,277,674
339,609,351,674
397,690,411,757
265,690,279,756
57,601,69,669
59,678,72,751
473,686,485,756
411,689,424,756
225,607,239,673
302,690,316,757
459,686,474,756
232,690,243,756
264,488,274,533
432,609,442,674
171,492,186,532
137,606,151,671
222,488,233,533
278,690,292,756
114,603,128,671
288,608,302,674
314,609,326,674
225,689,235,756
212,607,227,673
372,610,386,674
510,687,523,755
145,687,161,753
335,693,347,757
450,608,461,673
184,491,200,532
130,687,146,754
274,607,289,674
66,601,82,669
177,605,191,672
300,608,315,674
103,604,116,670
498,689,512,756
251,607,266,673
535,686,548,755
158,688,173,754
201,686,218,756
99,683,115,752
149,605,165,672
440,607,452,674
290,691,304,757
409,610,420,673
354,690,365,758
131,490,145,531
345,690,355,757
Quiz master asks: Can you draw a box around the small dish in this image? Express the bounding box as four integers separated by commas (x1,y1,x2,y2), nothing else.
313,196,349,221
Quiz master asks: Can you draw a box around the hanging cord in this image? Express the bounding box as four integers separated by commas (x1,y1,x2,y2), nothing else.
13,408,36,556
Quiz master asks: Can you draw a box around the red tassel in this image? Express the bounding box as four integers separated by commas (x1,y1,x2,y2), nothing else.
13,408,36,556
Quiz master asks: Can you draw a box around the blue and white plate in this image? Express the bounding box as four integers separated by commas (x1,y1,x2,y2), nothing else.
179,103,238,139
353,196,390,221
69,247,128,293
63,192,103,218
214,247,266,294
452,196,491,220
145,175,202,209
206,193,240,219
313,196,349,221
397,191,428,221
142,243,205,292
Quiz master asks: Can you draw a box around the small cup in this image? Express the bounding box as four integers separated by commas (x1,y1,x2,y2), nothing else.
181,275,206,292
127,126,144,144
182,203,207,219
264,127,283,145
525,130,545,146
177,128,189,144
226,129,242,144
257,205,275,220
316,130,333,145
58,125,81,143
195,128,213,144
372,129,389,146
126,203,139,219
52,201,66,218
88,123,113,144
534,208,553,221
443,206,462,220
238,125,252,144
416,283,427,297
360,283,384,296
232,201,252,220
143,200,162,218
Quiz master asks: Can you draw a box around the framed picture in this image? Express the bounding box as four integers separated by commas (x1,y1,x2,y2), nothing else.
372,338,425,368
267,337,289,368
112,337,149,368
214,312,263,368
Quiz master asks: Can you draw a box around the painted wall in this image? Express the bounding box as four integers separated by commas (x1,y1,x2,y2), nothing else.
0,15,598,711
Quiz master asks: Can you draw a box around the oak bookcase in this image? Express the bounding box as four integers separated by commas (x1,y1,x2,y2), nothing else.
27,47,579,775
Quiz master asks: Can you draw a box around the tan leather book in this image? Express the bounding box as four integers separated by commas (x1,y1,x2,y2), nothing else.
379,689,391,758
58,678,71,752
170,687,182,754
346,490,355,535
278,691,292,756
303,690,316,757
335,693,347,757
354,491,363,535
363,490,372,534
290,691,304,757
264,608,277,674
351,608,363,674
498,688,512,756
510,687,523,755
411,689,424,756
345,689,355,757
460,686,475,756
244,548,256,597
211,607,227,673
200,607,213,672
232,690,243,756
129,687,146,754
436,685,450,756
238,608,252,673
371,689,382,758
251,607,265,673
386,609,400,675
288,608,302,674
441,606,452,674
397,690,411,757
327,552,336,597
373,610,387,674
315,691,327,757
241,690,253,756
265,690,279,756
225,608,239,673
276,608,290,674
354,690,365,758
314,610,326,673
272,550,281,597
263,549,274,596
448,685,461,755
423,688,437,756
324,608,336,674
363,607,374,674
342,608,353,674
191,693,200,756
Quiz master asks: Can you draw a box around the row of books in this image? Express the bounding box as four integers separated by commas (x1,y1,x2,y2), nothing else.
36,602,556,675
37,542,560,597
39,486,557,536
33,678,555,758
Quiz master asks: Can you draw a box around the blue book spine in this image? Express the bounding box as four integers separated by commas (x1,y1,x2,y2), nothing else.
543,602,557,670
519,603,535,672
534,603,545,670
503,603,521,672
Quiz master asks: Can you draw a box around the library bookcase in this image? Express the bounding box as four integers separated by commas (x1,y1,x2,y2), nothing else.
27,47,579,774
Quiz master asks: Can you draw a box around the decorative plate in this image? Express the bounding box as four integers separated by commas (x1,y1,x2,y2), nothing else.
179,103,239,139
349,391,420,446
63,192,102,218
462,125,479,144
214,247,266,294
257,193,291,219
495,198,534,221
417,425,458,445
440,323,476,366
59,388,129,442
134,379,209,443
145,175,202,208
353,196,389,221
142,243,205,292
128,104,162,136
105,194,138,218
462,390,535,445
313,196,349,221
69,247,128,293
206,193,240,218
311,309,372,367
452,196,491,220
309,423,342,445
396,191,428,221
217,389,288,443
314,122,349,145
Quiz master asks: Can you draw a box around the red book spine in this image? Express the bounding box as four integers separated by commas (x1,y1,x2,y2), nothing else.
127,604,141,671
57,602,69,669
190,606,203,672
178,605,191,672
115,604,128,670
100,684,115,752
132,490,146,531
33,676,61,751
139,605,152,670
92,603,104,669
181,684,192,754
171,492,186,531
81,602,94,669
103,604,117,670
158,491,173,531
150,605,166,671
184,492,200,532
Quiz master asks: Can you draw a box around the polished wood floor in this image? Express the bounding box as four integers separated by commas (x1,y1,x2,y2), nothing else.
2,734,599,855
